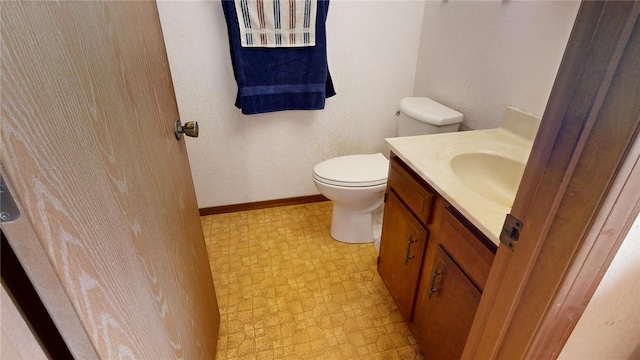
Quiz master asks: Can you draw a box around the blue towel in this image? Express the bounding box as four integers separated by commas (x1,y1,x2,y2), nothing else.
222,0,335,115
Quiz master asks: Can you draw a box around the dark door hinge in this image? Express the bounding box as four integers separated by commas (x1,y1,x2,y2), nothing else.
0,176,20,223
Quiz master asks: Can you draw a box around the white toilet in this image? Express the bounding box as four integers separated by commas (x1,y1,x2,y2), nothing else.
313,97,463,246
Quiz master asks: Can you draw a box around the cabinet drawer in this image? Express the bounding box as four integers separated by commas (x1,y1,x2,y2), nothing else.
388,156,434,226
437,207,496,292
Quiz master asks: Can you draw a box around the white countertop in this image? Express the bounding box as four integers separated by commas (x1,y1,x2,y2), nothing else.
385,107,539,245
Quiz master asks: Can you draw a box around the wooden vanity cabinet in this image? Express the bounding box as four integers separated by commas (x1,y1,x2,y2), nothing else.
377,153,497,359
378,155,435,321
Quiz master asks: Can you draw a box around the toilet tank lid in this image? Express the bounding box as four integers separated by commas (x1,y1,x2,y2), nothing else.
400,97,463,126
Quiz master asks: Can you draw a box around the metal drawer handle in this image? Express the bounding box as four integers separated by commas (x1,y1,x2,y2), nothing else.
405,235,417,265
428,266,442,299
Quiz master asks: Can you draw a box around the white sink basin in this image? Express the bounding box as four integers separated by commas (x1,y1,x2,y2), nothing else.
449,152,525,207
387,107,540,244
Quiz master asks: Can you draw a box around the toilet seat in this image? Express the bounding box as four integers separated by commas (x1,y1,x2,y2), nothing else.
313,153,389,187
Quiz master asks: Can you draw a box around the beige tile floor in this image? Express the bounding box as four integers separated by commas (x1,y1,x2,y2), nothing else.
201,201,424,360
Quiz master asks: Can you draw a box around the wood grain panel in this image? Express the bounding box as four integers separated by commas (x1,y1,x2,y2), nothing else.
1,283,48,360
1,231,74,358
0,172,99,359
1,2,219,358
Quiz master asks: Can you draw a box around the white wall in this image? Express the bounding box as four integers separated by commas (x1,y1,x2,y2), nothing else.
559,214,640,360
414,1,580,130
157,0,425,208
158,1,580,207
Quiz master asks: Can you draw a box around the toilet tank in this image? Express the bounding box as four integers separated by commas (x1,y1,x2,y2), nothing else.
398,97,463,136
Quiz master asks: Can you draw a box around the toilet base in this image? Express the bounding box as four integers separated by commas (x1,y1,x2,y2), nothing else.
329,202,385,244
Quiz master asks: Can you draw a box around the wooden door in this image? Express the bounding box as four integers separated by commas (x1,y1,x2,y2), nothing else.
414,246,481,360
1,2,220,358
377,192,428,321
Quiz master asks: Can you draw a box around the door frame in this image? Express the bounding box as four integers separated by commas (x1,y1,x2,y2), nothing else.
1,170,100,359
463,2,640,359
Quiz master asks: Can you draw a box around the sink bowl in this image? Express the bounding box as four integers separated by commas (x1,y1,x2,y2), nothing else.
449,152,525,207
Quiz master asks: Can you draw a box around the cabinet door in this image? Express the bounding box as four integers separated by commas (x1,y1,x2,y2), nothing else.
377,191,428,321
413,246,481,360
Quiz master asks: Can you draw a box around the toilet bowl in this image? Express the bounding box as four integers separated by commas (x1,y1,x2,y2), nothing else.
312,153,389,244
313,97,463,250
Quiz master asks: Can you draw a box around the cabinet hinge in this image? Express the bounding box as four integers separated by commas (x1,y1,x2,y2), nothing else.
500,213,522,251
383,192,388,203
377,256,381,265
0,176,20,223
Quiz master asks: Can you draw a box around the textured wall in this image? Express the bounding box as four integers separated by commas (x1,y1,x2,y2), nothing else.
559,214,640,359
158,1,579,207
157,0,425,208
414,1,580,130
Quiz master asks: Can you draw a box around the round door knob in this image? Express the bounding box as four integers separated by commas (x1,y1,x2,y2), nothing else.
174,119,199,140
